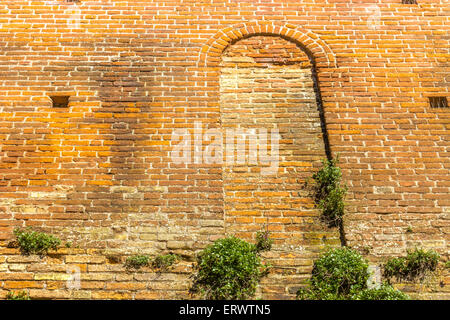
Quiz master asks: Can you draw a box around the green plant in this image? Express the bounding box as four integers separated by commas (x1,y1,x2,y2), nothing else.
255,230,273,252
297,247,408,300
125,254,150,270
14,227,61,256
445,261,450,269
406,226,413,233
352,283,410,300
309,158,347,226
152,253,179,271
65,241,72,248
383,248,440,282
191,236,268,300
6,290,30,300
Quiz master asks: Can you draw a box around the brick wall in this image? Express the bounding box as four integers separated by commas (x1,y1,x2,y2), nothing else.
0,0,448,299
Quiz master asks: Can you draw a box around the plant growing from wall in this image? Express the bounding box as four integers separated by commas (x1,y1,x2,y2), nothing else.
190,236,269,300
124,254,150,270
255,230,273,252
152,253,179,271
297,247,409,300
6,290,30,300
14,227,61,256
383,248,440,283
309,158,347,228
352,283,409,300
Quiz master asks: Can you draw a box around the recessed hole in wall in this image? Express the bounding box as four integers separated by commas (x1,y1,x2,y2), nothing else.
429,97,448,109
50,96,70,108
402,0,417,4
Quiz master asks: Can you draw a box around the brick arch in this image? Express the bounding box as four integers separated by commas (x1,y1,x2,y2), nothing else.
197,21,338,69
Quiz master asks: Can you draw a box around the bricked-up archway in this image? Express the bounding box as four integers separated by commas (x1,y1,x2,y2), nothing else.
197,22,337,163
219,34,340,298
198,21,338,69
195,23,340,298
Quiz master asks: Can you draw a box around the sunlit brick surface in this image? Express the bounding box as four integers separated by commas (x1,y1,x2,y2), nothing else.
0,0,448,299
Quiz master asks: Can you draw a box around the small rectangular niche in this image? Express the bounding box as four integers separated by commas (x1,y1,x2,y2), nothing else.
50,95,70,108
402,0,417,4
428,97,448,109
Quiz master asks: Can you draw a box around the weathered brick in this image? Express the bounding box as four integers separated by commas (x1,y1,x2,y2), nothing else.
0,0,447,300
